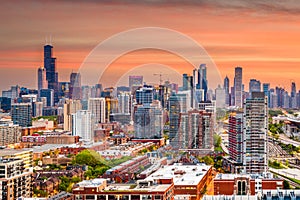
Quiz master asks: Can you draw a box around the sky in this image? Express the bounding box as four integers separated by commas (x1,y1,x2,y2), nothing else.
1,0,300,93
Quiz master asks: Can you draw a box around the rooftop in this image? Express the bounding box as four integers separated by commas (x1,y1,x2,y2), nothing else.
145,163,211,186
215,173,278,180
0,148,32,157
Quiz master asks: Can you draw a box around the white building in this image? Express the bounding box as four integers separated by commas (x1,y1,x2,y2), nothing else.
117,92,131,114
72,110,93,142
215,85,226,108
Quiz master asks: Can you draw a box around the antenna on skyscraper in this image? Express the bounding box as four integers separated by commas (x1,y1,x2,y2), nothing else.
45,36,48,45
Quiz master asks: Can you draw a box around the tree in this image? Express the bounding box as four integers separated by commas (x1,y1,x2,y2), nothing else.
283,180,290,189
73,150,104,167
213,134,222,147
203,156,214,165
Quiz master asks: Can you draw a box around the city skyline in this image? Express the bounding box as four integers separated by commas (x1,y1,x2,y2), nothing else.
1,1,300,92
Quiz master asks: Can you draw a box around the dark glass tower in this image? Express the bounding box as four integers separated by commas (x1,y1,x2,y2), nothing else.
44,45,58,103
70,72,82,100
224,76,230,106
234,67,243,107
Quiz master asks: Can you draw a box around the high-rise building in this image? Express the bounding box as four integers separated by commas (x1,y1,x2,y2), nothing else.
215,85,226,108
70,72,82,100
117,92,131,114
234,67,243,107
228,112,243,167
95,84,103,98
283,91,290,109
276,87,285,108
88,98,106,123
40,89,54,107
0,97,11,112
37,66,47,93
129,75,143,92
136,85,154,105
224,76,230,106
64,99,82,131
134,101,163,139
105,97,118,122
58,82,70,99
182,74,193,91
263,83,270,107
196,64,208,101
291,82,297,108
11,103,32,127
168,92,190,147
72,110,93,142
2,85,20,102
243,92,268,174
182,74,194,107
44,44,58,103
33,101,43,117
0,122,21,146
270,89,278,108
0,158,32,199
178,109,213,150
249,79,261,95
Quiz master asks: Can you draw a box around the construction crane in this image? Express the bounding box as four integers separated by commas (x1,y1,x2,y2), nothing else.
153,73,168,85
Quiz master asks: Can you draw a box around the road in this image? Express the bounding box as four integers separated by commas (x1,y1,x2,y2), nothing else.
279,134,300,147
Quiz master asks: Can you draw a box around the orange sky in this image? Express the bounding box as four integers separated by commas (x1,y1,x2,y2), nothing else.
1,1,300,92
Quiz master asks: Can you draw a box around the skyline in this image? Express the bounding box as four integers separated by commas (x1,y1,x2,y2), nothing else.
1,1,300,92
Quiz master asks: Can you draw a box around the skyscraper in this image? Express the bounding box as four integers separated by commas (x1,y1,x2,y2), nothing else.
243,92,268,174
228,112,243,167
44,44,58,103
182,74,194,107
234,67,243,107
129,75,143,92
134,101,163,139
224,76,230,106
40,89,54,107
37,66,47,93
135,85,154,105
117,92,131,114
249,79,261,96
197,64,208,101
291,82,297,108
178,109,213,150
168,92,188,148
88,98,106,123
70,72,82,100
263,83,270,107
215,85,226,108
11,103,32,127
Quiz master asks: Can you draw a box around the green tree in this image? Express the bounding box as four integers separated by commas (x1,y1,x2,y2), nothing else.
203,156,214,165
283,180,290,189
213,134,222,147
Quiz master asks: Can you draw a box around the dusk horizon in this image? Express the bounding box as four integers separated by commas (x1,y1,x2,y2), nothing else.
1,0,300,92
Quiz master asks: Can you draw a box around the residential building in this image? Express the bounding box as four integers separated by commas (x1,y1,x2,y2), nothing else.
72,110,93,142
0,158,32,199
243,92,268,174
11,103,32,127
88,98,106,123
0,123,21,146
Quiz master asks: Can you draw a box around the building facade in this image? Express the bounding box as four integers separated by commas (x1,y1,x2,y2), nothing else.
243,92,268,174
